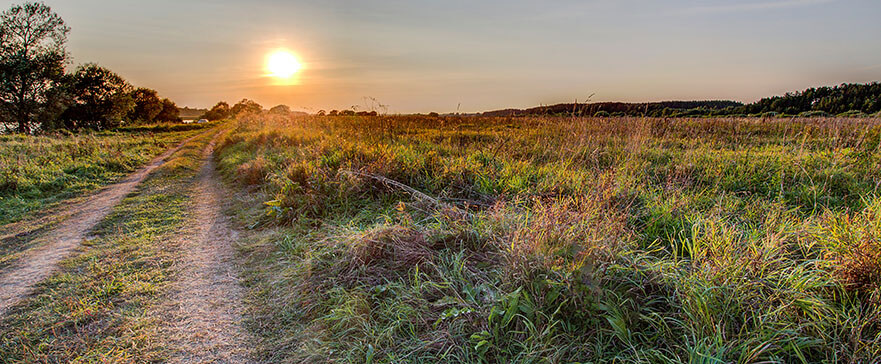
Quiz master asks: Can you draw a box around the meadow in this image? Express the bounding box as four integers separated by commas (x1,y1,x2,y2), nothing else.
0,129,220,362
0,123,215,226
216,114,881,363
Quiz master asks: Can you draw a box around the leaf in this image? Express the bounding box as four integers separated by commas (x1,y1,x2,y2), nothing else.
264,199,282,207
546,287,561,304
502,290,520,327
365,344,375,364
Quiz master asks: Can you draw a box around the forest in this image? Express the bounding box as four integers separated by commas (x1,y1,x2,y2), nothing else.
482,83,881,118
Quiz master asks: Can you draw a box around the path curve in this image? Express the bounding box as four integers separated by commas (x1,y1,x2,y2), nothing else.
0,132,207,314
164,132,255,363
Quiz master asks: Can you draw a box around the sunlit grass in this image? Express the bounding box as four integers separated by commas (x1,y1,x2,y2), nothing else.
218,114,881,363
0,130,217,362
0,124,212,226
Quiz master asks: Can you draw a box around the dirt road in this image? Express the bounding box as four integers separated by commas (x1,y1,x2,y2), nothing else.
163,132,254,363
0,133,204,314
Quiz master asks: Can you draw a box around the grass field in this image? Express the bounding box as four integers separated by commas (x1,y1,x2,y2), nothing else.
216,114,881,363
0,123,214,226
0,130,219,362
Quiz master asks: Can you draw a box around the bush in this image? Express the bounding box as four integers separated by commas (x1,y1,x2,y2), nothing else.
235,155,267,185
838,110,869,118
798,110,829,117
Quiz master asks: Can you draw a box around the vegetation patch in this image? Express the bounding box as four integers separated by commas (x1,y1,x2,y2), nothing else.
0,127,207,225
0,130,216,362
220,114,881,363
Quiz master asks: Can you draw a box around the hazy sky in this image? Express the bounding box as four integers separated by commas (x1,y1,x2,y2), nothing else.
9,0,881,113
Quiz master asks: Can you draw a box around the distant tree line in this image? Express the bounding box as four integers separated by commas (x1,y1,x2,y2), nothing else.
482,101,744,118
743,83,881,116
322,110,377,116
198,99,310,121
482,83,881,118
199,99,263,121
0,2,180,134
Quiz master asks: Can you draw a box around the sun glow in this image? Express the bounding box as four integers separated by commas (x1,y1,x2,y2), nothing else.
265,49,302,80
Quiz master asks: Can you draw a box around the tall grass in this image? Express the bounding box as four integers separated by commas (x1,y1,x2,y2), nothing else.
218,114,881,363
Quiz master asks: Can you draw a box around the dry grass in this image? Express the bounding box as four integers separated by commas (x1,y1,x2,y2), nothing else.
217,114,881,363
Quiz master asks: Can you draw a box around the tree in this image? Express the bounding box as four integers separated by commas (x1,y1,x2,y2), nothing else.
0,2,69,134
268,104,290,115
155,98,180,122
60,63,133,130
200,101,230,120
127,87,161,123
231,98,262,115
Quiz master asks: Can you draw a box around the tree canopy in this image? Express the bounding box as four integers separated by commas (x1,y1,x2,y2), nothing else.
59,63,133,130
200,101,231,121
128,87,162,123
231,98,262,116
0,2,185,133
0,2,69,133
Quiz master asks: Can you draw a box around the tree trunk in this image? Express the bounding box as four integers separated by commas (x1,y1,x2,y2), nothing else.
17,118,30,134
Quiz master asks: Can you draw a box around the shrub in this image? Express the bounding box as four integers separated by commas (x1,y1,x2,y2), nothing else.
235,155,267,185
838,110,869,118
342,225,434,285
798,110,829,117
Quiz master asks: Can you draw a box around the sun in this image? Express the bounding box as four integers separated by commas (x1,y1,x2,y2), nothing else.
265,49,302,79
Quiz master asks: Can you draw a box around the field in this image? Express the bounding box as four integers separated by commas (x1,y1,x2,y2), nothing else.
0,130,220,362
213,114,881,363
1,115,880,363
0,123,215,226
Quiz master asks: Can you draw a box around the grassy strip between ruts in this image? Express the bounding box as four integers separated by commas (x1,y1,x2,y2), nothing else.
0,128,218,363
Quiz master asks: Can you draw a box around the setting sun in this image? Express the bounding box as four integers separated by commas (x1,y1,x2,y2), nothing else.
265,49,302,79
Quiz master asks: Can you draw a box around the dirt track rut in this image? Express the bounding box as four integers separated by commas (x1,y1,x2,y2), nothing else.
0,133,203,314
164,132,254,363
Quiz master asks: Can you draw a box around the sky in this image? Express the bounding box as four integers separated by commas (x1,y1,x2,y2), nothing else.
6,0,881,113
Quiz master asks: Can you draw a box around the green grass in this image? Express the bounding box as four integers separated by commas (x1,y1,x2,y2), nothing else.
0,130,217,363
0,123,213,226
112,120,222,133
218,114,881,363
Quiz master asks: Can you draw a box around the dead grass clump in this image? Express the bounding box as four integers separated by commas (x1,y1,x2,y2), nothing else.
236,155,267,185
343,225,434,285
507,196,630,273
836,239,881,293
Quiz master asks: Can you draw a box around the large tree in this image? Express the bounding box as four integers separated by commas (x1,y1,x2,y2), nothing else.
128,87,162,123
231,98,262,116
60,63,133,130
0,2,69,134
200,101,230,121
268,104,291,115
155,98,180,122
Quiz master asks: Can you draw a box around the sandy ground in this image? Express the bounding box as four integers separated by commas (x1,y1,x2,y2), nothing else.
0,133,204,314
163,132,255,363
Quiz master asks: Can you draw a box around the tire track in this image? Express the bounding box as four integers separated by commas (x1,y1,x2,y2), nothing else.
164,132,255,363
0,132,207,314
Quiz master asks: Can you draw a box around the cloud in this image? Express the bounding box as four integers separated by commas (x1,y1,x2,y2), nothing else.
674,0,834,15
